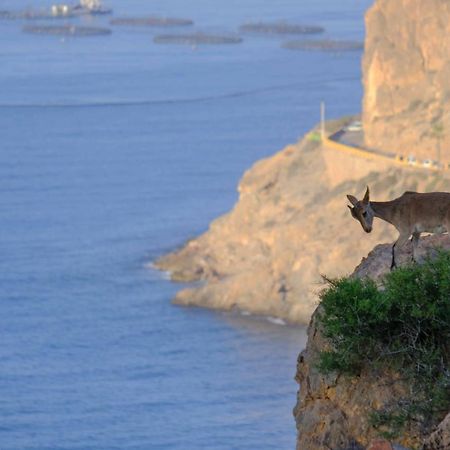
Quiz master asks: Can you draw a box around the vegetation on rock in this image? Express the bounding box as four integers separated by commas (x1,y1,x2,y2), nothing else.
317,251,450,439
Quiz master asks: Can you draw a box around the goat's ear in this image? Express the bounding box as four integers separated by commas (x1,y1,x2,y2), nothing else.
347,195,358,206
363,186,370,204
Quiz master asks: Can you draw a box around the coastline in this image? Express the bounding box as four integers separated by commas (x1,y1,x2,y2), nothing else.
155,119,449,324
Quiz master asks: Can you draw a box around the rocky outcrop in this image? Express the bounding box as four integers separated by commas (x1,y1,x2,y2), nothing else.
294,310,414,449
156,121,450,324
294,235,450,450
363,0,450,163
424,413,450,450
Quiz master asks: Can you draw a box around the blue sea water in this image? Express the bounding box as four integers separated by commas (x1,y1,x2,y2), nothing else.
0,1,372,449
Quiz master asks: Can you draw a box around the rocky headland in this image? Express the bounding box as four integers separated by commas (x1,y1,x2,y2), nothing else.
153,0,450,448
155,118,450,324
155,0,450,325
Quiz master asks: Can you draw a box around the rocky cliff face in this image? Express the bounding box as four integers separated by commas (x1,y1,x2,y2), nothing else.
363,0,450,163
424,413,450,450
156,121,450,324
294,235,450,450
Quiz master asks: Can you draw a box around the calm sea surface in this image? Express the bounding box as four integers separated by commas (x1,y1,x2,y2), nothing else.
1,1,371,448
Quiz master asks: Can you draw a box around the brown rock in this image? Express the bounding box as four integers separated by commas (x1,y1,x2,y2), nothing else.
293,307,419,450
423,413,450,450
363,0,450,164
293,234,450,450
352,234,450,284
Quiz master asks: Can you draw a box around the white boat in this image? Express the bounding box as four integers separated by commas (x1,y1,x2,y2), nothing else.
50,0,112,17
76,0,112,14
51,4,71,16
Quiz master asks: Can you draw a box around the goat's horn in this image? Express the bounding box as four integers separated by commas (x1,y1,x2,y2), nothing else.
363,186,370,204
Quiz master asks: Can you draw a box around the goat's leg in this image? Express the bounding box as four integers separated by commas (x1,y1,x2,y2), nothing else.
412,232,421,263
391,243,396,270
391,232,410,270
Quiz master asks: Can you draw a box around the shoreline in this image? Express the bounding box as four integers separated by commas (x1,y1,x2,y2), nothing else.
154,118,449,324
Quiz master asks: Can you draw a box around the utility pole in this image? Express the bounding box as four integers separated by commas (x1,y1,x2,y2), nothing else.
320,101,326,140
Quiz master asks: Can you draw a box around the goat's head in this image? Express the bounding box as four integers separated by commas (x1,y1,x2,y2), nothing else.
347,186,373,233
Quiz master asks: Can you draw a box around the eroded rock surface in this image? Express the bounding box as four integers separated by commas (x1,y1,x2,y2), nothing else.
363,0,450,162
294,312,417,450
424,413,450,450
294,235,450,450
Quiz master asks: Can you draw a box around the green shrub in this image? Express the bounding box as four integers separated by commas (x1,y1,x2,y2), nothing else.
317,250,450,435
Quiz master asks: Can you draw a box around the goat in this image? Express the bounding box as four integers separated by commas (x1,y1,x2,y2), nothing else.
347,187,450,269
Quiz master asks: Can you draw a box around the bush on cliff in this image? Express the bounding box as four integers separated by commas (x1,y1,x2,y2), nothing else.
317,250,450,437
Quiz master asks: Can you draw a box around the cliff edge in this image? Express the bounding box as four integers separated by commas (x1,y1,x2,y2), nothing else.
294,235,450,450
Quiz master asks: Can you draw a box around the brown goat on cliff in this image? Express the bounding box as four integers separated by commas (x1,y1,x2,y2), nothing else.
346,187,450,269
